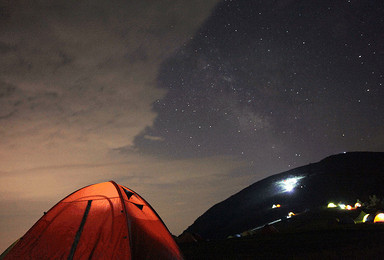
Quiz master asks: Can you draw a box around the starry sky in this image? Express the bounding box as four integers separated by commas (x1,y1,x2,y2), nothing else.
1,0,383,251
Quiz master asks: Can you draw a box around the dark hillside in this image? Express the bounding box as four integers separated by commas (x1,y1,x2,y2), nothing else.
185,152,384,239
180,224,384,259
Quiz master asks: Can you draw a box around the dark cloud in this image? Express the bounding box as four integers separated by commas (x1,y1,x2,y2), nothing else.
0,41,15,54
0,81,19,119
0,81,16,98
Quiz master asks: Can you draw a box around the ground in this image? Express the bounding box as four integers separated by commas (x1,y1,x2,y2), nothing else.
180,214,384,259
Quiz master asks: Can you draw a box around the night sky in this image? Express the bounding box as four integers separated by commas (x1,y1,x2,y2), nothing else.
1,0,383,251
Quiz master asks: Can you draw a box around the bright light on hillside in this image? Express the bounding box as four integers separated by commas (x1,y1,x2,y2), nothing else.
327,202,337,208
277,176,304,193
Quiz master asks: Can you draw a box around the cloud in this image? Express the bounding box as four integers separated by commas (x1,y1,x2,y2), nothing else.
0,81,18,119
0,0,218,152
0,0,220,251
0,0,219,167
143,135,165,141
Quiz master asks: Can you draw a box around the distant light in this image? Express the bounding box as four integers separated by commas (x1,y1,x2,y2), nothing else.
277,176,304,193
363,214,370,223
327,202,337,208
272,204,281,209
287,212,295,218
339,204,346,210
355,202,362,208
346,205,353,210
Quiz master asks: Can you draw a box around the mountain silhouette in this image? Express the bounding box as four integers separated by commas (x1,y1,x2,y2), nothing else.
185,152,384,239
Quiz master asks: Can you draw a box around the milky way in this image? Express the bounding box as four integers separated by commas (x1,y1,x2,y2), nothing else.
134,0,384,173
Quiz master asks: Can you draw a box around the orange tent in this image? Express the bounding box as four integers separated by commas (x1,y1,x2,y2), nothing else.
1,181,183,259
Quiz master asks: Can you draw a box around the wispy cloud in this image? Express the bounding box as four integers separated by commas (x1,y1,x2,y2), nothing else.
0,0,219,251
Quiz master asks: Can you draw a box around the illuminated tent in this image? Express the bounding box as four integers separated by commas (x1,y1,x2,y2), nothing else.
1,181,183,260
354,211,368,223
374,213,384,223
364,214,375,223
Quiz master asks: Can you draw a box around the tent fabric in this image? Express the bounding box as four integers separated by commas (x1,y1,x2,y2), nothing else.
1,181,183,260
364,213,375,223
374,213,384,223
354,211,368,223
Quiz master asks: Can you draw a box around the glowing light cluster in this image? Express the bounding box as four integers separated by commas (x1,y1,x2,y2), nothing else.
327,201,361,210
287,212,295,218
277,176,304,193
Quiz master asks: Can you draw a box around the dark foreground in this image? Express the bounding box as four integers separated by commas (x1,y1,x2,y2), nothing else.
180,224,384,259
